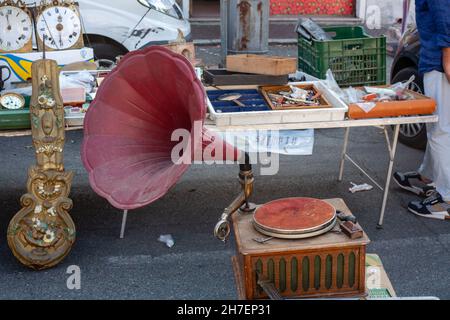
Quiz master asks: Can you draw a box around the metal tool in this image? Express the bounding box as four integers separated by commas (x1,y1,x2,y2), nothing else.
336,210,357,223
218,93,245,107
252,236,273,244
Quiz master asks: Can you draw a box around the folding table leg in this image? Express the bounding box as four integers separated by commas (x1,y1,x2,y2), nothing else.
339,127,351,182
377,125,401,228
120,210,128,239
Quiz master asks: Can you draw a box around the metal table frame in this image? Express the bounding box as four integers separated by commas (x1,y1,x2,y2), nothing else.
0,115,438,232
205,115,438,227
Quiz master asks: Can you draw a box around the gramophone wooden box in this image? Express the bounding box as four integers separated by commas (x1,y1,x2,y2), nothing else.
232,198,370,300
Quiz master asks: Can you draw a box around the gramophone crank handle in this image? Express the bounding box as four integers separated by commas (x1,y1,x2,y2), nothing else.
256,271,283,300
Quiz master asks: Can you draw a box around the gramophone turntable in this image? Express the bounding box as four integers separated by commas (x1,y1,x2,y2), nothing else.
253,197,337,239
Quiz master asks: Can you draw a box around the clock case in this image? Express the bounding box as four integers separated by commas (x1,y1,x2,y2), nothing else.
0,94,30,130
35,0,85,52
0,0,33,53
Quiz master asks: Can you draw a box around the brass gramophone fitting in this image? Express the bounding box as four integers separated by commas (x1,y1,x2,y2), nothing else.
214,155,256,242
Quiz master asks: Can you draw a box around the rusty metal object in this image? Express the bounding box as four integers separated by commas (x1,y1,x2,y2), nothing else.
225,0,269,55
7,59,75,270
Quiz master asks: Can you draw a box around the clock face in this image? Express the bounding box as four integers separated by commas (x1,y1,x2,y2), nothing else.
0,93,25,110
36,6,82,50
0,5,33,52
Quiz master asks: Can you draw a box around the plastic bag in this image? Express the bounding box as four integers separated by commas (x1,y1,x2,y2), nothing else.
60,71,95,93
323,69,346,102
158,234,175,248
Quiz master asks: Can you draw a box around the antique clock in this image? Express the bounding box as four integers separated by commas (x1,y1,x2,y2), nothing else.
0,0,33,53
7,58,75,270
35,0,84,51
0,92,25,109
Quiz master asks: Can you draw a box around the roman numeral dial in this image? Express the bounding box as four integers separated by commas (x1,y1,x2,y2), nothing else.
36,5,82,50
0,5,32,52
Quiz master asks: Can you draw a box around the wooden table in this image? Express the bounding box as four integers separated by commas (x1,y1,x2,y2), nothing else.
205,115,438,227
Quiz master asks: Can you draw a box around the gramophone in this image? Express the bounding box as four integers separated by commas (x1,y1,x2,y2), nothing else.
82,46,369,299
81,46,254,240
81,46,335,240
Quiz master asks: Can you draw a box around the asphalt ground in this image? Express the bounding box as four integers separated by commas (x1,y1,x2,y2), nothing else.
0,46,448,300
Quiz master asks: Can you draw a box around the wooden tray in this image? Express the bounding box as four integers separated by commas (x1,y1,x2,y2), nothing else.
348,89,436,119
206,82,349,126
203,69,288,86
260,84,333,110
226,54,297,76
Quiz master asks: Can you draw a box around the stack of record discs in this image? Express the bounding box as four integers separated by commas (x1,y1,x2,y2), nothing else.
253,197,337,239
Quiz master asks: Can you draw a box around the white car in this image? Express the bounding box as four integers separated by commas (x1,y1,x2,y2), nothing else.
26,0,191,62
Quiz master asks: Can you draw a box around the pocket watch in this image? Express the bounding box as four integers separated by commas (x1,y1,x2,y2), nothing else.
0,92,26,110
0,0,33,53
36,0,84,51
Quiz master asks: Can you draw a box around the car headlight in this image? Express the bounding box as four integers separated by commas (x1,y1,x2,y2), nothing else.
138,0,183,19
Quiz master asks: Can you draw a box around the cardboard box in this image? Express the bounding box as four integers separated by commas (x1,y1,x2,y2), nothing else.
365,254,396,298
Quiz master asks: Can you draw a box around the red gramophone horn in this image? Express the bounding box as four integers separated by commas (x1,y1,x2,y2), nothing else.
81,46,240,210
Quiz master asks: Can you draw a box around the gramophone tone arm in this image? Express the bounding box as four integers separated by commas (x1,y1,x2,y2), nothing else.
214,190,246,243
214,166,255,242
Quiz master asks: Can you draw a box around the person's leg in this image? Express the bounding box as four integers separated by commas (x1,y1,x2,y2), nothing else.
421,71,450,202
394,71,442,196
408,71,450,219
418,133,435,183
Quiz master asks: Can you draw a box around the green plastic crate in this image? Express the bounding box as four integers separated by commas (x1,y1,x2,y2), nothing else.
298,26,386,87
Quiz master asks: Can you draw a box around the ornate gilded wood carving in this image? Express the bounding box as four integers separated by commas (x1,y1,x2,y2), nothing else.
7,59,75,270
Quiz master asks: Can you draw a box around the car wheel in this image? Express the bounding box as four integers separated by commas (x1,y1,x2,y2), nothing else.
90,42,128,68
391,67,428,150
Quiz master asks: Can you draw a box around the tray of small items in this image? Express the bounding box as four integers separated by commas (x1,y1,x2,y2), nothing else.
206,89,271,114
347,85,436,119
260,83,333,110
206,82,348,126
